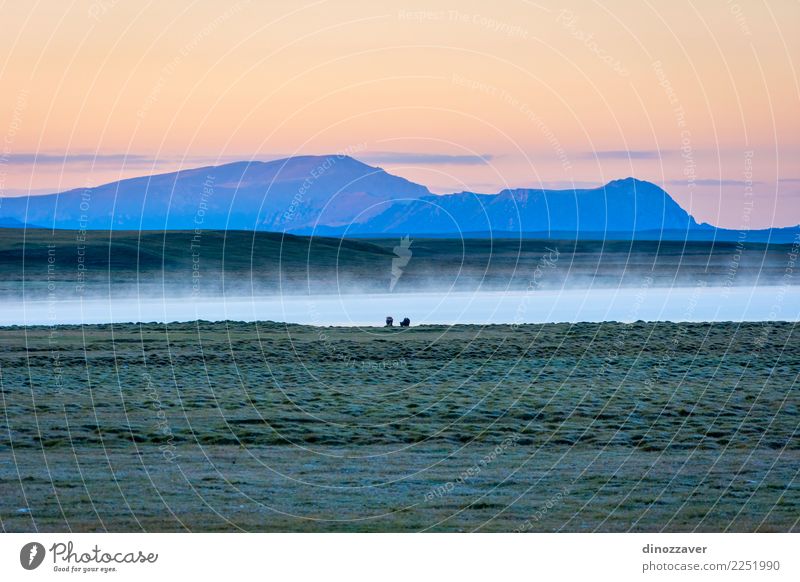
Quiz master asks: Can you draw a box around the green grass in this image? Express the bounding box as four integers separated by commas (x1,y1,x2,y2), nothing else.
0,228,794,297
1,320,797,532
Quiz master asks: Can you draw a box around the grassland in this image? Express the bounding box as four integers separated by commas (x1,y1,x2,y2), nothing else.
0,228,794,298
1,320,797,532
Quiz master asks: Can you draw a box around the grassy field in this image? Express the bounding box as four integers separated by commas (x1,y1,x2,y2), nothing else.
0,228,794,297
1,320,797,532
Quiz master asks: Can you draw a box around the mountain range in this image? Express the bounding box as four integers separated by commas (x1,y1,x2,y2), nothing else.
1,154,798,242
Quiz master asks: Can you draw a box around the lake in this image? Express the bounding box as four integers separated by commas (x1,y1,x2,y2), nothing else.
2,285,797,326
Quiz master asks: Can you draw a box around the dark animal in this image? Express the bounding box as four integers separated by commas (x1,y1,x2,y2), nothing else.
385,316,394,327
400,317,410,327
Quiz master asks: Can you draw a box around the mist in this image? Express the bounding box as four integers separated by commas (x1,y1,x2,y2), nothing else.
1,231,798,326
2,284,797,327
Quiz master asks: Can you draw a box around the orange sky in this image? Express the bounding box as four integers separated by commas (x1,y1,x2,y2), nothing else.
0,0,798,228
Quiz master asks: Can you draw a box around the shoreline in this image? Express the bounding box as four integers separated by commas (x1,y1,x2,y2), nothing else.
1,318,797,330
0,285,797,327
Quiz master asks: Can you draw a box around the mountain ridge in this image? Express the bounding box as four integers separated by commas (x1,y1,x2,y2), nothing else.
1,155,797,241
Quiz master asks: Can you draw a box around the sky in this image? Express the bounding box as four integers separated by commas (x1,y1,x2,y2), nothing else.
0,0,798,229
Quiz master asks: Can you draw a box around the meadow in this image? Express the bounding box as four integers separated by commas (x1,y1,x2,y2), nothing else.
0,228,794,298
1,320,797,532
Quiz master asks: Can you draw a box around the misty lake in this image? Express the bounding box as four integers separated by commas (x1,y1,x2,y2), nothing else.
2,285,797,327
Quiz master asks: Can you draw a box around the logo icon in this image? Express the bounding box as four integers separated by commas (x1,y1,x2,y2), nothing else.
20,542,46,570
390,235,413,291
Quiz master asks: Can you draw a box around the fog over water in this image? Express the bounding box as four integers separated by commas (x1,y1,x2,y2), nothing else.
3,285,798,327
3,231,798,326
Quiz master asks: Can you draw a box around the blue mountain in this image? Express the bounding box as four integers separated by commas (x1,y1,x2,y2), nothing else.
1,155,797,241
314,178,709,237
0,155,430,231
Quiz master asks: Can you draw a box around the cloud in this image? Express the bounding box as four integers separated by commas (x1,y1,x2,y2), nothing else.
0,187,58,196
2,151,497,168
360,152,494,165
666,178,764,186
532,180,605,189
578,150,665,160
0,152,271,166
0,153,158,165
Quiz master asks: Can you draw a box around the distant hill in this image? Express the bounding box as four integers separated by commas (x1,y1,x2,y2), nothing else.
309,178,709,236
0,228,395,298
0,217,39,229
0,155,430,231
1,155,798,241
1,229,795,299
344,228,800,243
